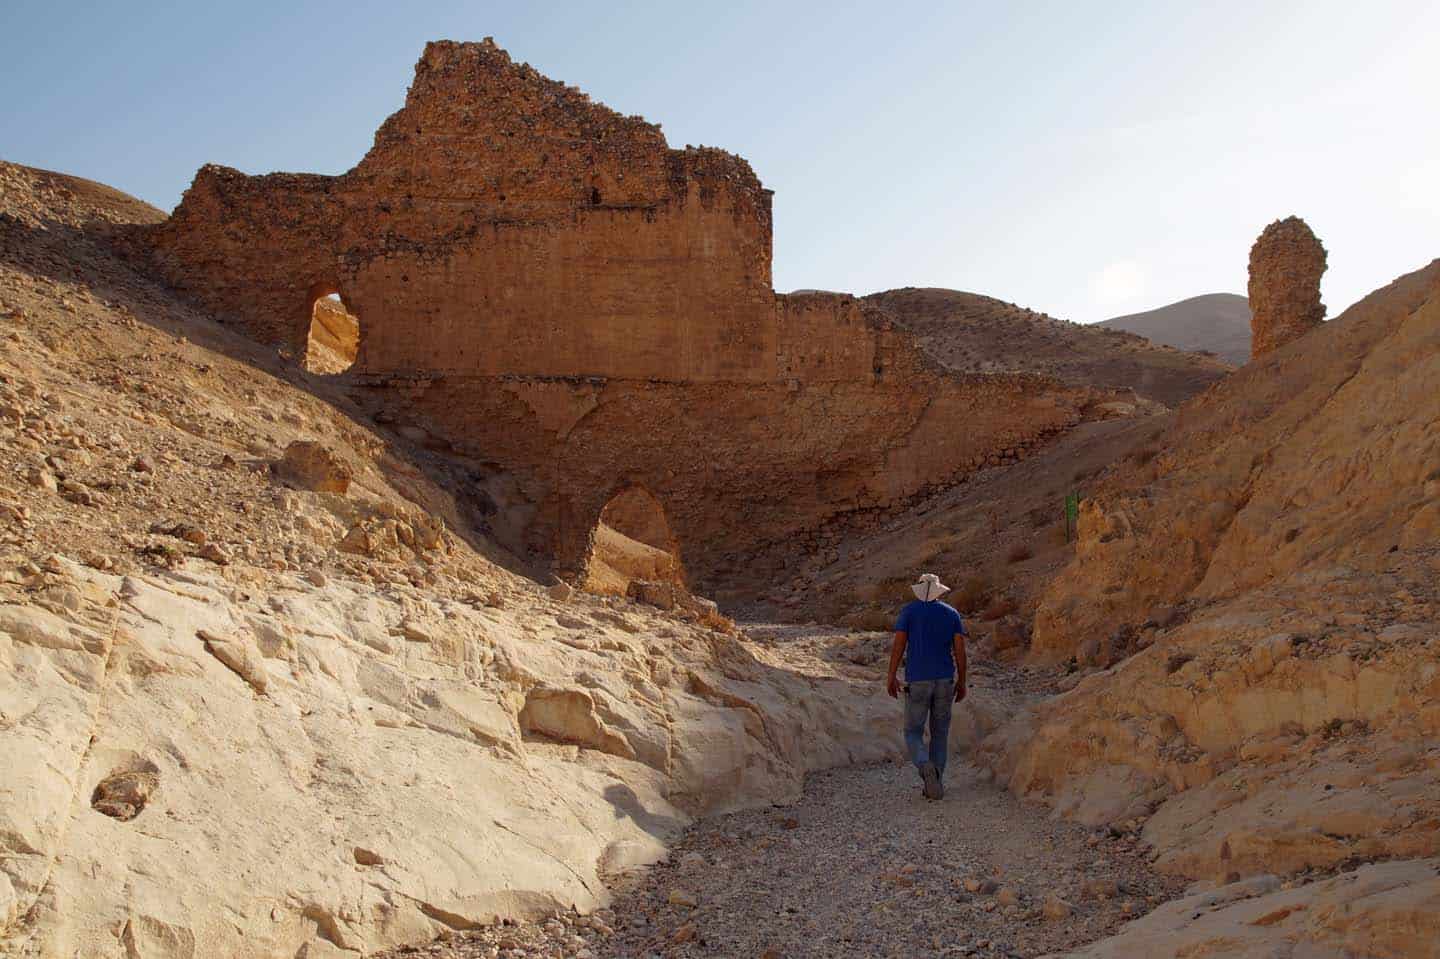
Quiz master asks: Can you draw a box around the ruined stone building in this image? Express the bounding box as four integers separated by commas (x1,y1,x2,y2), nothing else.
148,39,1104,586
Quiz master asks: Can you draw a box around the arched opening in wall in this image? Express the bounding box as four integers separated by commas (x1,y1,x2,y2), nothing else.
582,485,686,597
304,290,360,374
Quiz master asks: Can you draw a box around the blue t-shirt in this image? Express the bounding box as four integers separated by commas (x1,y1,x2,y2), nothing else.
895,600,966,682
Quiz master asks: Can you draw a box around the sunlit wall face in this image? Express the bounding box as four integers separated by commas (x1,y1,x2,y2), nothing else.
4,0,1435,322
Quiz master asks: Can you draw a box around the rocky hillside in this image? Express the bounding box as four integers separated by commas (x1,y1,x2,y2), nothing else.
6,155,1439,958
976,258,1440,954
0,161,905,957
1097,293,1252,366
865,287,1233,408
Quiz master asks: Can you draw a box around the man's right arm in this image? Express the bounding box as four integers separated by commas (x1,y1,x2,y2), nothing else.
886,631,907,698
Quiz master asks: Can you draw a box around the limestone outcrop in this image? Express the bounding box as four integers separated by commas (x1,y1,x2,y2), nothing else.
0,161,911,956
978,256,1440,928
143,40,1120,591
1069,863,1440,958
1248,216,1328,357
0,554,904,958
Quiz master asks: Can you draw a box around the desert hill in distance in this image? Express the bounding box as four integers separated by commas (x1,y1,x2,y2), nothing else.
863,287,1232,408
1098,292,1252,366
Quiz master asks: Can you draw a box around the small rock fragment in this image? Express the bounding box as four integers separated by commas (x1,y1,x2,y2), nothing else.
1042,895,1074,920
198,543,230,565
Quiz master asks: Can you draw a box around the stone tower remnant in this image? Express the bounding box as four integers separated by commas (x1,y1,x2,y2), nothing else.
1248,216,1327,358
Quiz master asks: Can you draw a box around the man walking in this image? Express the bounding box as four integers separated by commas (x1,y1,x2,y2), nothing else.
886,572,968,800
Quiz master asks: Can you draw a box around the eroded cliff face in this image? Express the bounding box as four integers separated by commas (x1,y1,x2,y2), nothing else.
145,39,1115,590
989,257,1440,902
1032,259,1440,664
1248,216,1328,358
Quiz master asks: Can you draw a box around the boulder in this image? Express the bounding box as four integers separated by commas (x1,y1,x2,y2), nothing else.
275,440,351,494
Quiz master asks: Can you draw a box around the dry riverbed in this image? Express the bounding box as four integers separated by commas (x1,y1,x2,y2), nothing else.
387,759,1184,958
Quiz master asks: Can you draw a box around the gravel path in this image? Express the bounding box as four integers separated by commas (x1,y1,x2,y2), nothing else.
397,758,1184,959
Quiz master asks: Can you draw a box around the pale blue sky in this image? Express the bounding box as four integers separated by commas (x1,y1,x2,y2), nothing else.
5,1,1437,322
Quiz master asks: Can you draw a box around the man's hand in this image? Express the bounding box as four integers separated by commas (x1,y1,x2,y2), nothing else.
955,682,967,703
887,673,900,699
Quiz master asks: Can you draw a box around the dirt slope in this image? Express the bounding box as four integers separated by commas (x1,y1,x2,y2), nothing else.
1098,292,1252,366
758,416,1164,640
865,287,1233,407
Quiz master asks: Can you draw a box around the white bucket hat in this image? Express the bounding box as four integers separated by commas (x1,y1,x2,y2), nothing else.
911,572,951,602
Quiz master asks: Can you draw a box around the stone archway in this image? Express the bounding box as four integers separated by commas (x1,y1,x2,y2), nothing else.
580,485,686,596
303,282,360,374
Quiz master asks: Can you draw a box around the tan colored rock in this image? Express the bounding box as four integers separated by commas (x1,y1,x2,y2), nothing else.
1041,894,1074,920
1032,260,1440,662
303,295,359,374
987,261,1440,909
1067,861,1440,958
91,769,159,822
275,440,351,494
0,561,896,957
26,467,56,492
1248,216,1327,358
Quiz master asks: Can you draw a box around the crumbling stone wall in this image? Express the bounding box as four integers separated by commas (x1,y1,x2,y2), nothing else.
147,39,1108,586
1248,216,1327,358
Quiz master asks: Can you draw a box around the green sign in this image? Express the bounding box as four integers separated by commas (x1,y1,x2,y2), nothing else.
1064,492,1080,542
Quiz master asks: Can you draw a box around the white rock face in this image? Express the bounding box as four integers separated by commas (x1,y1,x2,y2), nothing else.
1067,860,1440,958
0,558,897,957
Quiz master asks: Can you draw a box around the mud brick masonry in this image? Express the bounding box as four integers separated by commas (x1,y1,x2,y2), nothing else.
147,39,1112,586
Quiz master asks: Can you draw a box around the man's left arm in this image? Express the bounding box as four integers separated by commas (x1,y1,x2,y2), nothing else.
953,631,968,702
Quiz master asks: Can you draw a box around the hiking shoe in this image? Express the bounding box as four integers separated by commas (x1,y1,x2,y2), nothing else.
919,762,942,800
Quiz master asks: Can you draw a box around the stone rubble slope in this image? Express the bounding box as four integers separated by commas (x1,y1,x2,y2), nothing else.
0,160,901,957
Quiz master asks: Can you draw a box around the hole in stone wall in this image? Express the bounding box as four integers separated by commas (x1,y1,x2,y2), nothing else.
582,485,685,597
590,187,602,205
91,760,160,821
304,292,360,374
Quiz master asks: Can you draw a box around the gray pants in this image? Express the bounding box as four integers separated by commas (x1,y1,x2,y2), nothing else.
903,678,955,778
